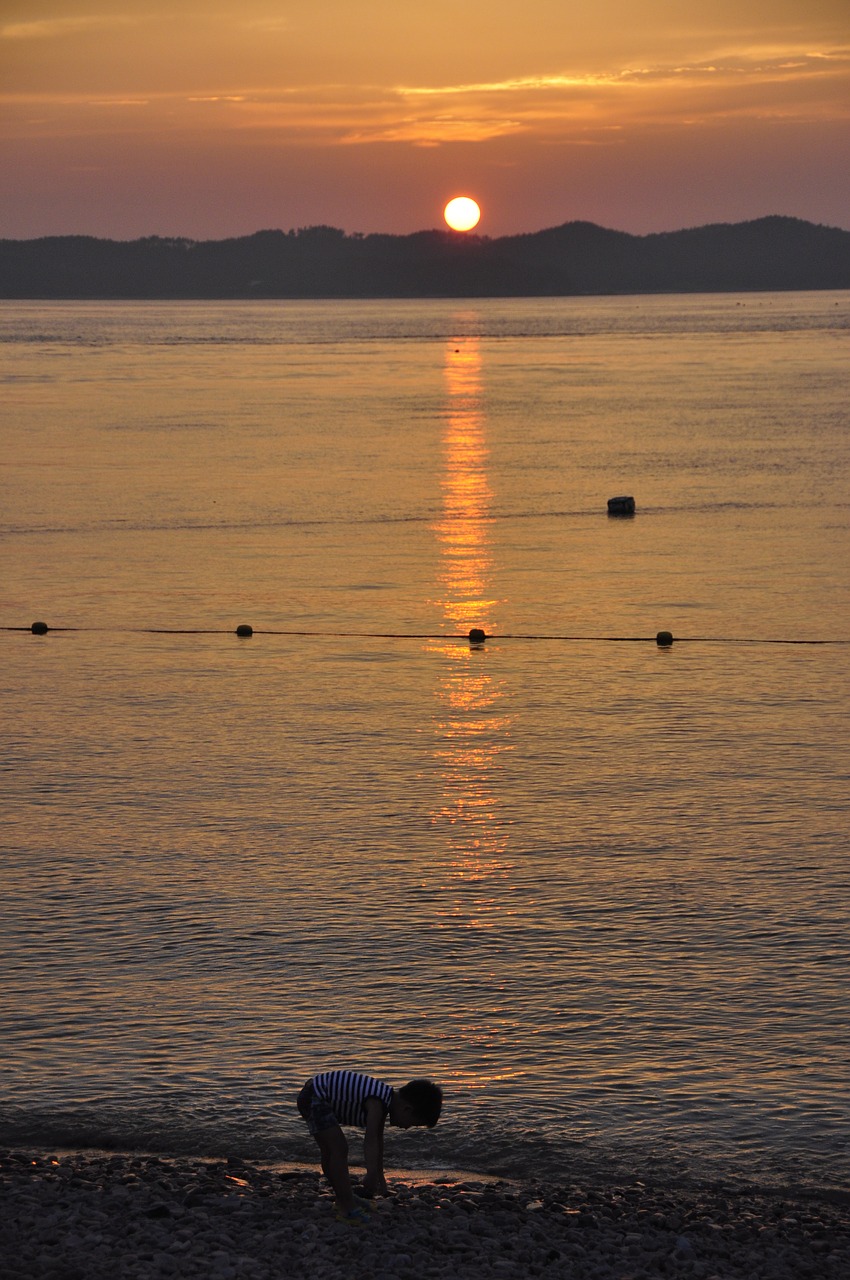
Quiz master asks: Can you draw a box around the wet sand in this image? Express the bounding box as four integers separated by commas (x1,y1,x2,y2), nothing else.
2,1149,848,1279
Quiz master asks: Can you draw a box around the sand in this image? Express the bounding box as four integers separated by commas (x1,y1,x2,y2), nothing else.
2,1149,848,1279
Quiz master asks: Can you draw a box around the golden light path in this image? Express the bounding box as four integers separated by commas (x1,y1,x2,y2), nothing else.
428,328,520,1092
431,332,506,860
429,334,511,892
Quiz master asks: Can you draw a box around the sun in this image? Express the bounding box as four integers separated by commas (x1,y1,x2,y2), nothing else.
444,196,481,232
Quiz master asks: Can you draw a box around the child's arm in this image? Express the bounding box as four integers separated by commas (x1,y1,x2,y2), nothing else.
361,1097,389,1197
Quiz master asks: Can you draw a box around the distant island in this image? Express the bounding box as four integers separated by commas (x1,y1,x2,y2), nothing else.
2,216,849,298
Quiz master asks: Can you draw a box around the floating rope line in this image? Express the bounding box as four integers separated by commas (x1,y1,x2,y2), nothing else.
3,623,848,646
499,634,849,646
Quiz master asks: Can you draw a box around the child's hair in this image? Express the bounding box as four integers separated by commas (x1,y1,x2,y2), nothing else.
398,1079,443,1128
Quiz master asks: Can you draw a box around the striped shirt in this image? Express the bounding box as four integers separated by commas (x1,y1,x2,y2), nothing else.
311,1070,394,1127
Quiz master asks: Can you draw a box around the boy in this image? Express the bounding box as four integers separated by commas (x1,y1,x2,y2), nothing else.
297,1069,442,1224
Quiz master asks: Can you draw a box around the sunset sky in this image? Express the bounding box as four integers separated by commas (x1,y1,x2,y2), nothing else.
2,0,848,239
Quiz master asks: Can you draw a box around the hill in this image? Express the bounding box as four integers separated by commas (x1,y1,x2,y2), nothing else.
1,216,848,298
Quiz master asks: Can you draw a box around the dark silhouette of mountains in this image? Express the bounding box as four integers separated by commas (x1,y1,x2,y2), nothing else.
2,216,849,298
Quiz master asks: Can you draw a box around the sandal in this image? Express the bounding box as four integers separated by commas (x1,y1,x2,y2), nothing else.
335,1205,372,1226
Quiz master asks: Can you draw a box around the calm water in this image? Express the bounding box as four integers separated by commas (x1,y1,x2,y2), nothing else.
2,294,849,1190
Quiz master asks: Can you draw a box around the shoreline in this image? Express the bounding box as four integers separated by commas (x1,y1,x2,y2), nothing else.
2,1148,848,1279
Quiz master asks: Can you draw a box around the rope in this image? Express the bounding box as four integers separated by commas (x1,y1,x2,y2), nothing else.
4,625,847,645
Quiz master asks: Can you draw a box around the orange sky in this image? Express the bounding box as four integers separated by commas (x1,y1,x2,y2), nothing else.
1,0,848,238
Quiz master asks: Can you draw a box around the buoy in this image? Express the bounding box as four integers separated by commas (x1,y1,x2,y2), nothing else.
235,624,253,638
31,621,49,635
468,628,487,645
656,630,674,647
607,496,636,516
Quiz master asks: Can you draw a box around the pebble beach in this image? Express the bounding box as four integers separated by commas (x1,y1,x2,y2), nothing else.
2,1150,848,1280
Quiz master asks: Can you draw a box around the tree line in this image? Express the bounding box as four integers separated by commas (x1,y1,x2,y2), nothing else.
1,216,848,298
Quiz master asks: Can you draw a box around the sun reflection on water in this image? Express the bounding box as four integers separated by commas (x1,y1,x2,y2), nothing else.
429,330,514,940
432,335,498,632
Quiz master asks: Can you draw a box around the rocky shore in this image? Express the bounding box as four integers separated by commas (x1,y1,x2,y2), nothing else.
2,1149,848,1279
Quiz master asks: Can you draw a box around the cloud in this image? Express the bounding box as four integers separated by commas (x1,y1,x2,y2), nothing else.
376,45,850,143
2,41,847,150
0,15,137,41
240,17,289,34
394,47,850,99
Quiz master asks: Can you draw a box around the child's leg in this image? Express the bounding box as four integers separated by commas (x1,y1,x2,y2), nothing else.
315,1126,354,1211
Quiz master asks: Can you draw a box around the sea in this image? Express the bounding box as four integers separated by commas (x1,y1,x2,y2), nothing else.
2,292,849,1193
